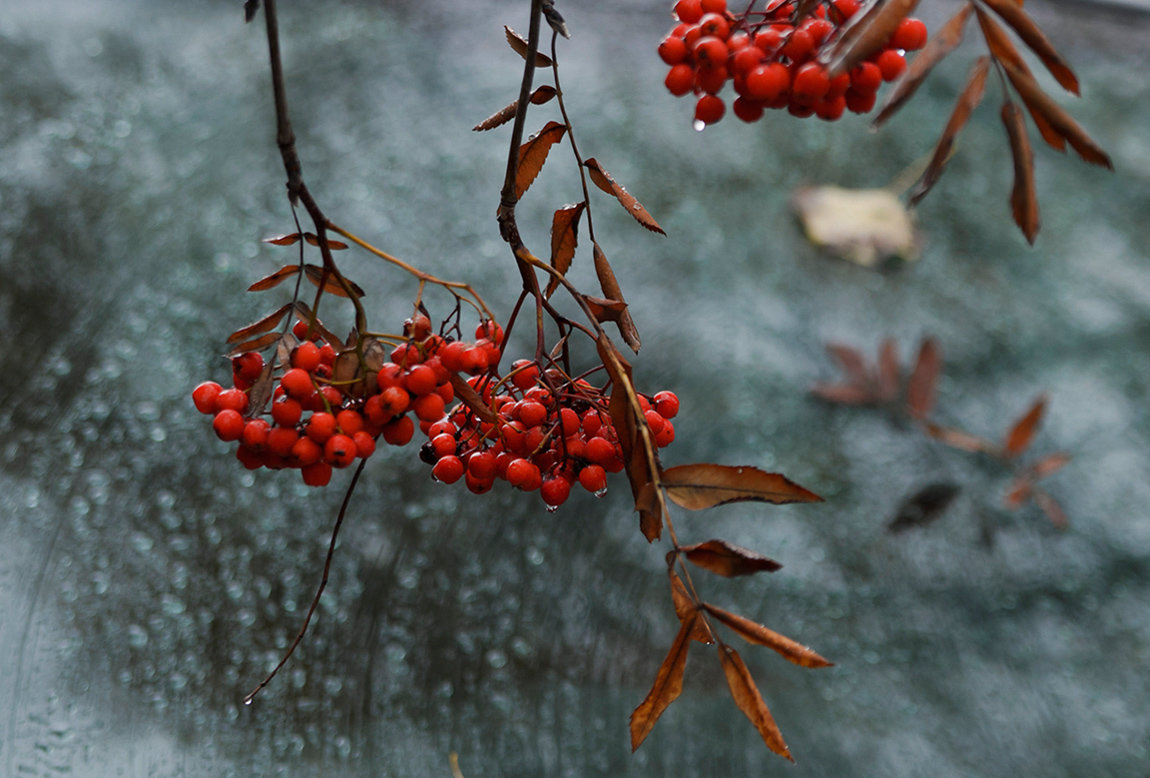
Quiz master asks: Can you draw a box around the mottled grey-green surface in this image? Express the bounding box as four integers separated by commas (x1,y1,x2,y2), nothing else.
1,1,1148,776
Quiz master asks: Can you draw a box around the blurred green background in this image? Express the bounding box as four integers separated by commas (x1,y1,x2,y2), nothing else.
1,1,1147,775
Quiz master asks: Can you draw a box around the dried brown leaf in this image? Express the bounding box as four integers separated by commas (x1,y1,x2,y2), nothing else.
303,265,365,299
248,264,302,292
263,233,301,246
810,383,877,405
923,421,993,453
583,158,665,235
1004,477,1033,509
878,338,901,401
826,343,870,387
593,242,641,352
515,121,567,200
449,373,500,426
1001,100,1041,243
245,356,277,418
1000,59,1112,168
669,569,715,644
908,56,991,207
822,0,921,77
1033,488,1069,529
581,294,629,324
629,616,694,751
226,330,282,357
226,303,292,344
681,539,783,577
979,0,1079,94
704,604,833,669
1004,394,1047,457
661,464,823,510
504,26,553,67
472,86,558,132
1029,451,1071,480
301,233,348,250
717,644,794,762
874,3,974,126
545,201,585,298
906,337,942,419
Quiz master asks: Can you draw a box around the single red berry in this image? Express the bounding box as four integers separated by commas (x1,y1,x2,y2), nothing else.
271,396,302,427
431,433,458,459
781,28,814,62
212,409,245,442
306,411,338,443
468,450,497,481
581,411,604,437
845,87,877,113
578,464,608,494
292,319,311,340
505,458,538,489
214,388,248,414
560,407,581,437
541,476,572,508
437,340,469,373
291,341,323,373
318,343,336,365
324,434,358,468
352,430,377,459
745,62,790,101
432,455,465,484
659,34,689,65
404,364,437,397
235,445,265,471
695,64,729,95
267,426,299,457
474,320,504,345
644,409,666,435
752,27,784,53
832,0,861,18
700,0,727,13
696,13,730,41
654,390,680,419
585,436,616,466
694,94,725,125
192,381,222,414
673,0,704,23
412,392,446,423
336,409,364,436
232,351,264,383
792,62,830,104
290,435,322,466
382,415,415,446
301,461,332,487
802,18,834,45
654,419,676,448
281,368,313,400
815,94,846,121
459,346,489,375
406,313,433,341
465,472,495,495
732,45,764,76
876,48,906,81
665,63,696,97
890,18,927,51
241,418,271,451
517,400,548,429
379,386,411,417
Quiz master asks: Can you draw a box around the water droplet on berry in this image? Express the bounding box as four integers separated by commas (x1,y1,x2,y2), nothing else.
594,488,608,498
545,504,559,514
693,119,706,132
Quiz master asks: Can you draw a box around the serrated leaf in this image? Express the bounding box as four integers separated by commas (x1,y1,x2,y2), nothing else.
593,242,640,352
504,26,552,67
515,121,567,200
923,421,993,453
909,56,991,207
629,616,694,751
583,158,665,235
248,264,302,292
1004,394,1047,457
906,337,942,419
704,604,833,669
874,3,974,126
545,201,585,298
301,233,348,250
717,644,793,762
304,264,365,299
472,86,558,132
681,539,782,577
888,482,961,532
669,569,715,644
821,0,921,77
661,464,823,509
263,233,302,246
979,0,1079,94
1002,100,1041,244
226,303,292,344
226,330,283,357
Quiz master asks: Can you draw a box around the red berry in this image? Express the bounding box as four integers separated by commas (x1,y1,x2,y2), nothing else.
815,94,846,121
379,386,411,417
290,435,322,466
324,434,358,468
673,0,704,23
404,364,437,396
517,400,548,429
412,392,446,423
241,418,270,450
832,0,861,18
745,63,790,101
585,436,616,466
192,381,222,414
232,351,264,383
271,396,302,427
541,476,571,507
214,388,248,414
802,18,834,45
301,462,332,487
665,64,696,97
659,35,689,65
781,29,814,62
845,87,877,114
654,419,676,448
697,13,730,41
431,455,462,484
431,433,458,459
281,368,313,400
792,62,830,103
654,390,680,419
336,409,364,436
459,346,489,376
212,409,245,442
732,45,764,76
701,0,727,12
352,430,377,459
876,49,906,81
890,18,927,51
695,64,729,95
578,464,608,493
694,94,725,125
468,450,497,481
306,412,338,443
437,340,469,373
382,414,414,446
465,472,495,495
506,458,539,489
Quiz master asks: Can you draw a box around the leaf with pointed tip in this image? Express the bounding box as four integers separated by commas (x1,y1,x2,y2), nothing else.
545,201,585,298
906,337,942,419
704,604,833,669
888,482,961,532
226,303,292,344
1001,100,1041,243
629,616,694,751
598,336,658,539
810,383,877,405
669,569,715,644
245,356,277,418
292,302,344,350
263,233,302,246
979,0,1079,94
1004,394,1047,457
826,343,870,388
515,121,567,200
581,294,629,324
302,265,365,299
874,3,974,126
909,56,991,207
924,421,993,453
717,644,794,762
1029,451,1071,480
472,85,557,132
661,464,823,509
504,26,553,66
248,265,302,292
593,242,640,352
449,373,500,426
301,233,348,250
681,539,783,577
878,338,901,401
226,331,282,357
821,0,921,77
583,158,665,235
1033,489,1069,529
999,59,1112,168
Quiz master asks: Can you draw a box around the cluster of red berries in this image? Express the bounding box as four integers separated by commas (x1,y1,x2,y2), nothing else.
659,0,928,125
420,362,680,510
194,313,680,509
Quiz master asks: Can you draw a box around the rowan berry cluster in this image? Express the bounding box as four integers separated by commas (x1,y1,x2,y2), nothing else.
193,314,680,508
659,0,927,125
420,361,680,510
